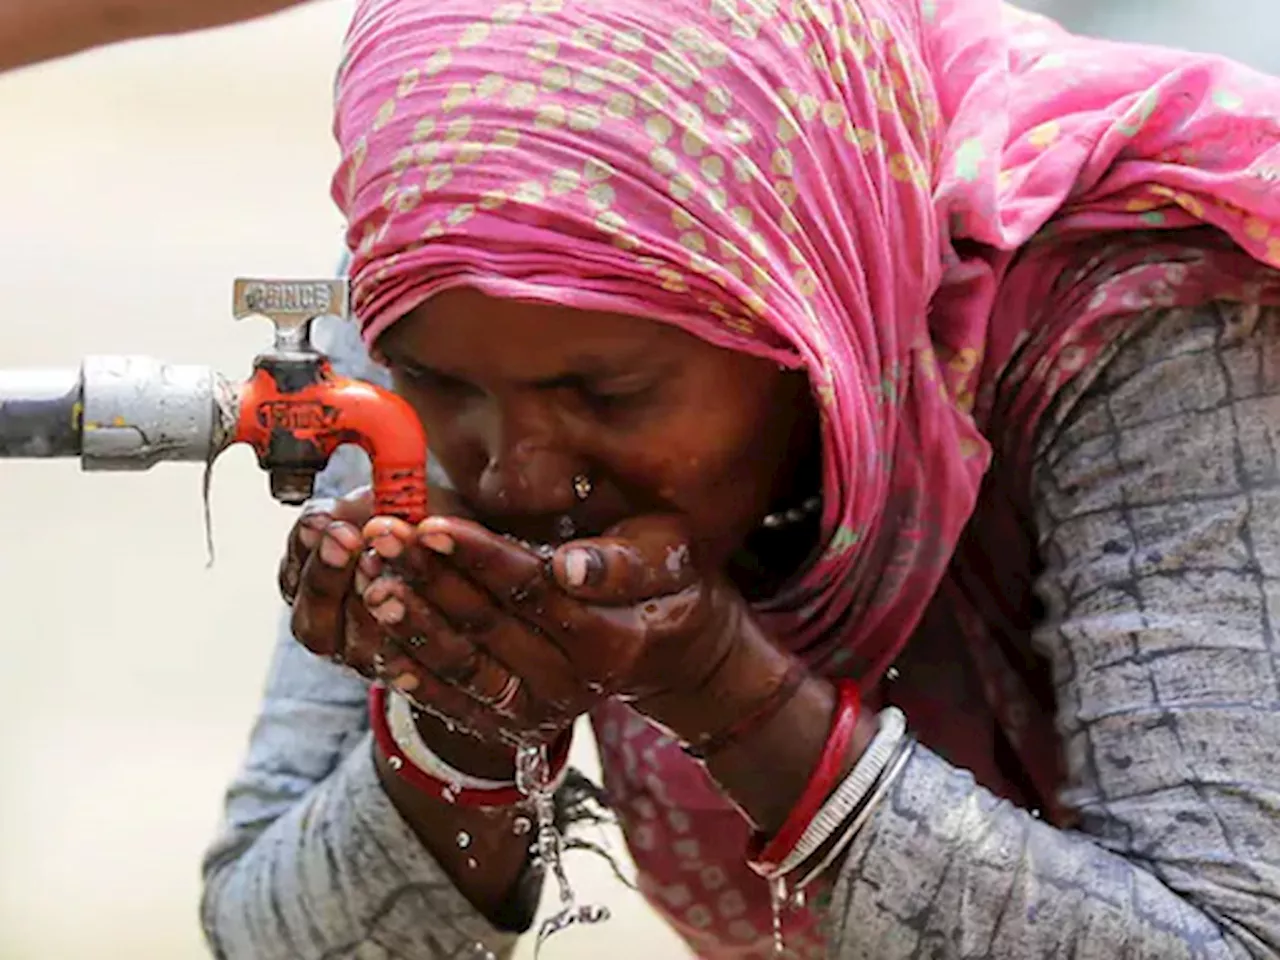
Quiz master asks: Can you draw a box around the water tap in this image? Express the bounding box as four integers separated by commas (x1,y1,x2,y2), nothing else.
0,277,429,524
230,278,428,520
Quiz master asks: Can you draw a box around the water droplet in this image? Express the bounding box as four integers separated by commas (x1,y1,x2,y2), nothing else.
770,876,788,956
556,515,577,540
512,816,533,836
388,756,404,771
517,743,612,956
456,831,473,849
466,857,479,870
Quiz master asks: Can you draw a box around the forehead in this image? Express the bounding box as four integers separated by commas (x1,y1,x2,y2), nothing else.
383,286,690,374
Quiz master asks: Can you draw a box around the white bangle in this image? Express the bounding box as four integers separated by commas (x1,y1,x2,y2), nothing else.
773,707,908,879
386,690,523,792
793,737,915,893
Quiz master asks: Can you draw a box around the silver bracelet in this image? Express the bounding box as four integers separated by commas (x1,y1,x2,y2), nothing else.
772,706,908,878
793,736,916,893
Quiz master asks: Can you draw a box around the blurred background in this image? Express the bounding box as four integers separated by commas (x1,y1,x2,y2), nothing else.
0,1,1273,958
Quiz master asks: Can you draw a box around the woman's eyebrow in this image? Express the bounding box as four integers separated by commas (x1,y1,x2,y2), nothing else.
379,339,670,389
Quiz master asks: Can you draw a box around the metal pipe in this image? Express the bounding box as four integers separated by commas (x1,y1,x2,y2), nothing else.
0,368,83,458
0,357,237,469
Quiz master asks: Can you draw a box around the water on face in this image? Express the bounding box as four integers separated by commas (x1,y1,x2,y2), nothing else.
555,514,577,541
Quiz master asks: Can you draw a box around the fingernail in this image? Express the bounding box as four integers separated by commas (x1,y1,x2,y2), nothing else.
371,598,405,625
363,576,392,606
301,511,333,531
371,533,403,559
299,526,322,550
319,534,351,568
563,548,601,588
421,532,455,555
359,550,383,579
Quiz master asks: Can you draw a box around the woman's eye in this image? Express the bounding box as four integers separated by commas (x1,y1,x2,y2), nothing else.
578,383,653,416
401,366,478,398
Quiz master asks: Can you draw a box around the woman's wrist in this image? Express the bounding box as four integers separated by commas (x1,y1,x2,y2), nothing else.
638,606,798,748
412,707,519,782
373,687,574,810
371,703,544,928
709,673,873,834
689,628,877,835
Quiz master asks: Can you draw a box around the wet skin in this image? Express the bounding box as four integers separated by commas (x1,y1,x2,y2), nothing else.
280,287,875,922
375,287,820,586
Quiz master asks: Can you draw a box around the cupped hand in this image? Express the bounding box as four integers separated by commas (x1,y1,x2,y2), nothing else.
357,513,771,750
279,483,473,679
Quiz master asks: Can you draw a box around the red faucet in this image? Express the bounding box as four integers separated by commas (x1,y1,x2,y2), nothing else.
230,278,428,523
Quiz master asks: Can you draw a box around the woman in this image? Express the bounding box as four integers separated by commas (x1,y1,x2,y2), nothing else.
201,0,1280,957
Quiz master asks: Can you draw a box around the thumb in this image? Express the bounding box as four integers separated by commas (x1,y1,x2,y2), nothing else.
551,514,700,605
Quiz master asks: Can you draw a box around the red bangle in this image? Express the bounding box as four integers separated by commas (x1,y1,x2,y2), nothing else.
746,679,861,875
369,684,573,807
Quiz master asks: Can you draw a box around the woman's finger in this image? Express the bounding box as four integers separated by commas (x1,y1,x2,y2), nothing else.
339,594,390,677
552,514,701,605
364,575,502,693
380,648,516,747
290,520,363,658
365,570,577,721
364,517,506,633
415,517,584,637
279,498,339,604
281,488,377,605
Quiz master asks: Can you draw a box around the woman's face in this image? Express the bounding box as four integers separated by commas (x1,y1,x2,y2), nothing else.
377,287,817,572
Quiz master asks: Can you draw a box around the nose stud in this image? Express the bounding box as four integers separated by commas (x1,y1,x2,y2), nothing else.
572,474,593,501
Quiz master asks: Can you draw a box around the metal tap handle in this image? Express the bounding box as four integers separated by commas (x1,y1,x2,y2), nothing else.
231,278,349,354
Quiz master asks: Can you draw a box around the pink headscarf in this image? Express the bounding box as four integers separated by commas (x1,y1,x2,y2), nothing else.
333,1,1280,955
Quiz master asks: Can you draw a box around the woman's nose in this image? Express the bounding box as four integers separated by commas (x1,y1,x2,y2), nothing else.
471,406,580,517
475,440,579,514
